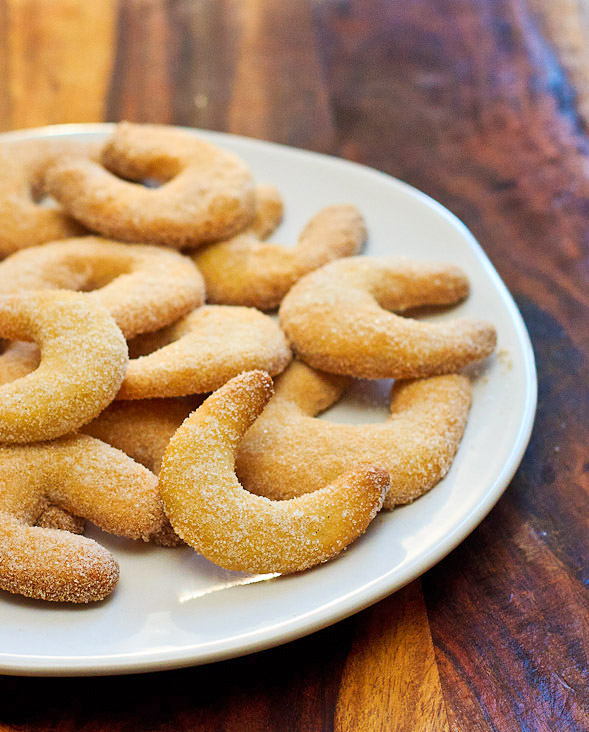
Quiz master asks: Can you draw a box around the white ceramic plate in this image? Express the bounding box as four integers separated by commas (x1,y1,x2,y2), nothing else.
0,124,536,676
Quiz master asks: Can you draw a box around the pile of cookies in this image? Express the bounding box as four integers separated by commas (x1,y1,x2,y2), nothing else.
0,123,497,603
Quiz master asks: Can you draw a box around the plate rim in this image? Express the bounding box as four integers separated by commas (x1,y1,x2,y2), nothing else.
0,124,537,676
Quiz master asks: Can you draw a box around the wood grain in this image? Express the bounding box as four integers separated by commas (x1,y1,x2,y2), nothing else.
530,0,589,125
0,0,588,729
165,0,242,130
0,0,117,131
335,582,449,732
426,498,589,731
228,0,335,151
107,0,175,125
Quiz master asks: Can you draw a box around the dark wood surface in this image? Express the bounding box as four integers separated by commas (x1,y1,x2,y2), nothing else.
0,0,588,729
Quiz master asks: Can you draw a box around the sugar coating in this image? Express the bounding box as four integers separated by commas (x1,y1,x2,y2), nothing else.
0,138,90,256
0,236,206,338
158,370,389,574
81,396,191,547
0,517,120,603
236,360,472,509
82,396,201,474
279,256,497,378
0,290,128,442
246,184,284,240
194,204,366,311
118,305,292,399
0,434,165,603
36,505,86,534
44,122,256,248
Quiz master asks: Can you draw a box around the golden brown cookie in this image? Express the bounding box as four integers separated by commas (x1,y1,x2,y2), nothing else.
118,305,292,399
0,138,88,257
0,291,127,443
44,122,256,248
194,204,366,310
0,434,167,603
246,184,284,239
81,397,201,475
0,236,206,338
279,256,497,378
158,370,389,574
237,361,472,509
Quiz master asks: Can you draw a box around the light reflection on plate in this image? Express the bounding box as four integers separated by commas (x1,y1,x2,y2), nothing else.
178,574,281,604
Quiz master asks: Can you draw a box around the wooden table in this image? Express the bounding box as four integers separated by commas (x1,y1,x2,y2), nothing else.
0,1,587,729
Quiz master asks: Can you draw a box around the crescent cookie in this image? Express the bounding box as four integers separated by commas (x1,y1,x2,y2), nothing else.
81,397,201,475
0,291,128,443
0,236,206,338
0,434,167,603
193,204,366,311
236,361,472,509
245,184,284,240
0,138,88,257
158,370,389,574
279,256,497,378
118,305,292,399
44,122,256,248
